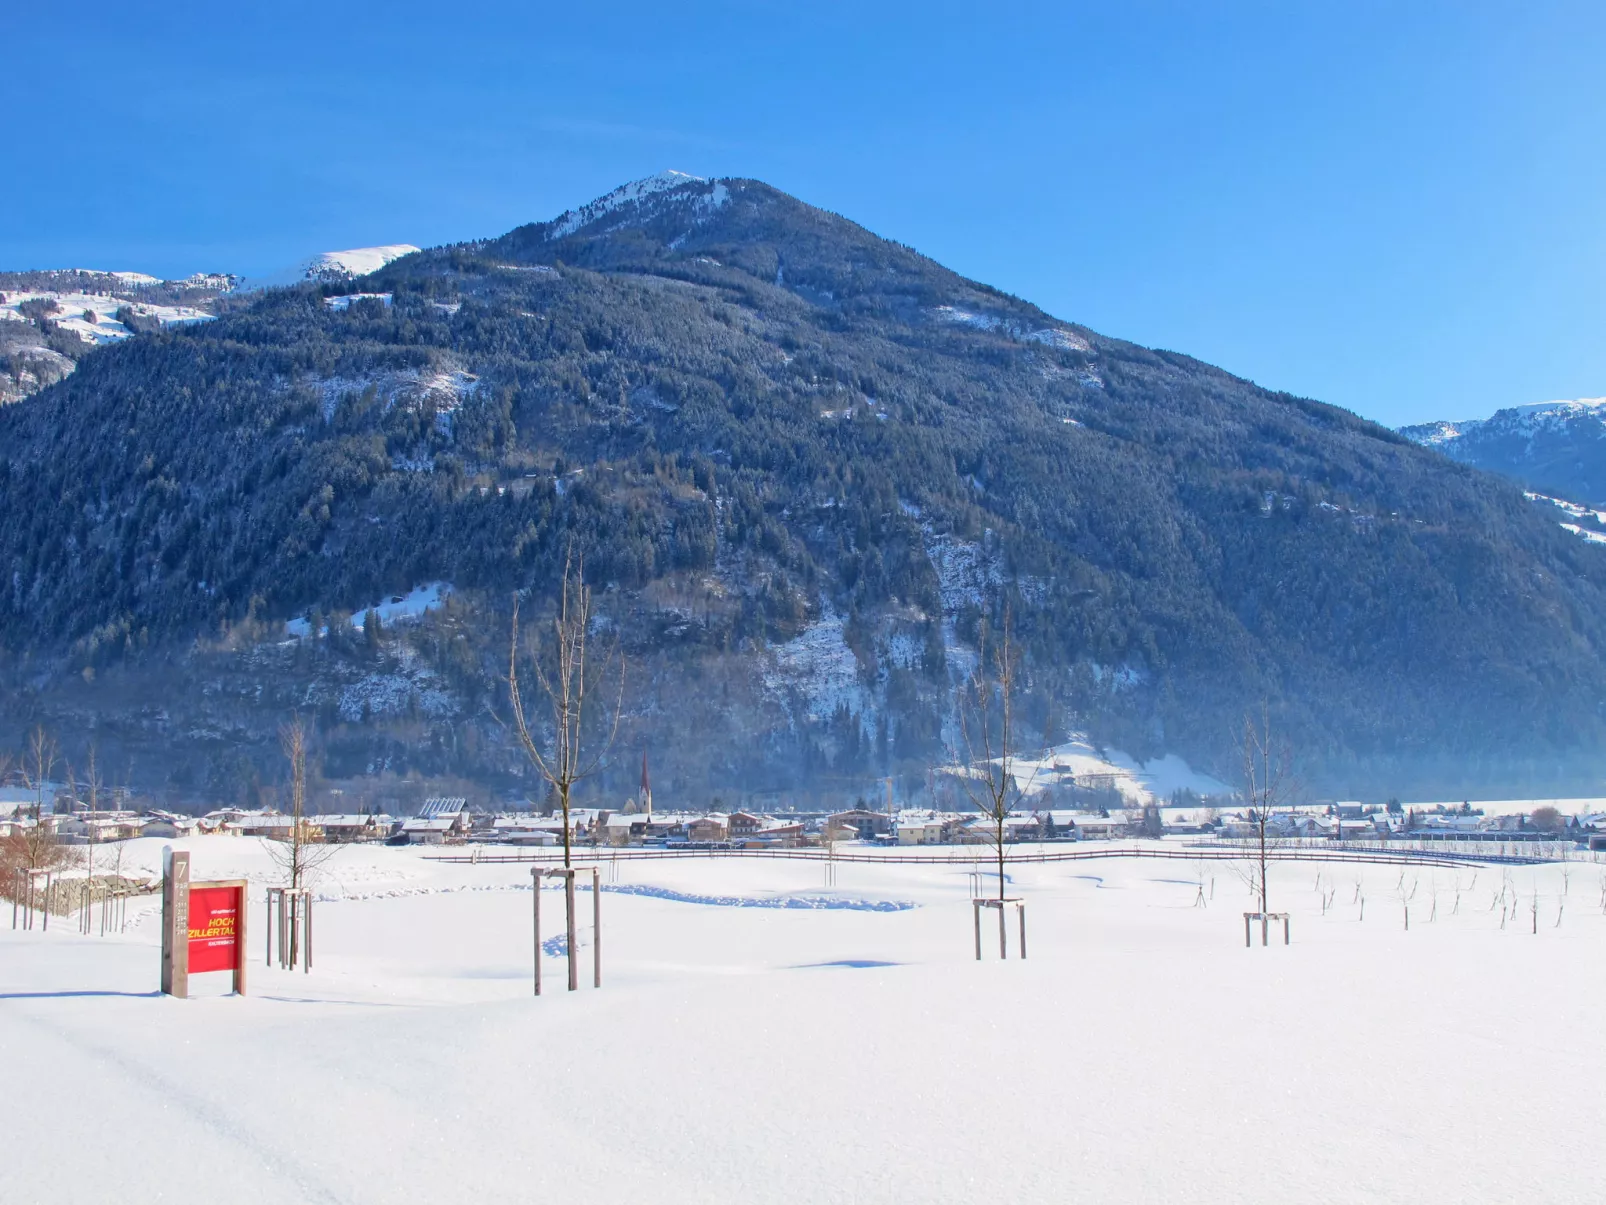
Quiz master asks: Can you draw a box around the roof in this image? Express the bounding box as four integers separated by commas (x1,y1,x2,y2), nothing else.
418,797,468,818
401,817,456,832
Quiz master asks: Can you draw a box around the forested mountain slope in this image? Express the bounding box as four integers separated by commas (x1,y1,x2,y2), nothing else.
4,173,1605,801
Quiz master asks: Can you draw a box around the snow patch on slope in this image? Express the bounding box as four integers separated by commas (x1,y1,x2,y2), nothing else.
932,306,1092,354
1009,735,1232,806
765,609,872,724
240,244,419,291
544,171,730,241
1402,398,1606,449
1525,491,1606,545
0,291,214,345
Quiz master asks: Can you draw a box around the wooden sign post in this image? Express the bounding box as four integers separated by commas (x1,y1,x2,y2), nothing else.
161,848,248,997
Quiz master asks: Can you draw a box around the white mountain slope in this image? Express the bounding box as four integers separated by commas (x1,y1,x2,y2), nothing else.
238,244,421,291
542,170,730,241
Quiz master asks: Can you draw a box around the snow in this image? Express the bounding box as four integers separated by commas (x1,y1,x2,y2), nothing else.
931,305,1092,353
1524,491,1606,545
323,292,393,310
287,582,451,637
1403,398,1606,449
543,171,730,241
239,245,420,291
0,290,215,344
4,836,1604,1203
1008,734,1232,804
765,608,871,722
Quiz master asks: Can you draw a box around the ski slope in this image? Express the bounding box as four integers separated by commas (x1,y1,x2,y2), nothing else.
3,838,1602,1203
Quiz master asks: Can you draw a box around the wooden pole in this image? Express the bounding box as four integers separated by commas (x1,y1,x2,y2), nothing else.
304,893,313,972
998,900,1007,959
160,848,190,998
234,885,248,996
536,867,549,1002
973,900,982,960
1244,913,1252,947
265,889,272,967
565,869,578,992
1018,902,1027,960
592,866,601,989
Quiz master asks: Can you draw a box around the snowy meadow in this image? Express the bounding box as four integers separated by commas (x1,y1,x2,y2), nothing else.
3,838,1603,1204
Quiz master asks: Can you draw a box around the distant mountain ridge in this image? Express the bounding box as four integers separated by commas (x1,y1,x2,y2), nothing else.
0,246,418,404
1401,397,1606,506
5,173,1606,801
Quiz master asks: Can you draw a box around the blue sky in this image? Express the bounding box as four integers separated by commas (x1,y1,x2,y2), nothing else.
3,1,1602,426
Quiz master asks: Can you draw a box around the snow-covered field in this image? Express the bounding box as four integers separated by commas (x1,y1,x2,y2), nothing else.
0,290,214,344
4,837,1603,1203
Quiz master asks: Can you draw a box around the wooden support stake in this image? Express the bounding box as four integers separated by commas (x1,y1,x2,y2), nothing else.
532,868,542,997
592,866,602,989
973,900,982,960
1018,902,1027,960
234,884,248,996
565,869,578,992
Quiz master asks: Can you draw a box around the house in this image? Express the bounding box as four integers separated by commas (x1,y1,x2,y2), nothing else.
896,812,948,845
746,820,805,848
688,813,729,842
317,814,392,843
827,808,892,839
400,798,472,844
490,816,559,846
230,814,326,842
1070,813,1126,840
603,813,643,846
729,812,766,839
55,813,148,844
399,817,457,845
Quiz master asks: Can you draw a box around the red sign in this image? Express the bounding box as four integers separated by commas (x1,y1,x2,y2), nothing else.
187,885,243,973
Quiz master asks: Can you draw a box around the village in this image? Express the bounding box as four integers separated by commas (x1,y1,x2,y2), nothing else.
6,780,1605,854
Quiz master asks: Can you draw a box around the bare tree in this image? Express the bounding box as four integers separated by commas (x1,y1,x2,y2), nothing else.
16,726,71,874
505,553,625,869
1237,704,1293,920
955,611,1033,904
73,744,103,884
265,716,336,889
1,730,79,898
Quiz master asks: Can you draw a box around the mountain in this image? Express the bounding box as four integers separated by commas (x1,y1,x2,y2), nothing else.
5,173,1606,804
1,247,418,405
1401,398,1606,506
0,268,231,404
237,244,422,292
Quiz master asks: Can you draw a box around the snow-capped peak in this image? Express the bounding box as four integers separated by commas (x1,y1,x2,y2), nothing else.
1401,397,1606,448
239,244,420,292
543,171,727,240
